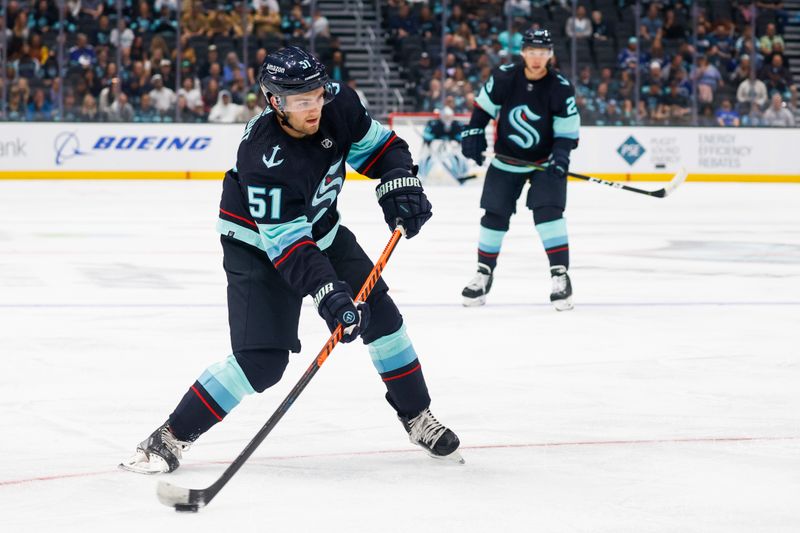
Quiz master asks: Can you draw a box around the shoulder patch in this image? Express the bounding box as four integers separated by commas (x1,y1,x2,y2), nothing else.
499,63,516,72
556,74,571,86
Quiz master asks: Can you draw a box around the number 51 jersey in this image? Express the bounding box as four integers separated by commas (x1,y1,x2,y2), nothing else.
216,82,413,298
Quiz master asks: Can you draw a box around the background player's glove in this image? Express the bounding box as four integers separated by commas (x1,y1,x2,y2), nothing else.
313,281,370,343
545,148,570,179
460,128,487,166
376,173,432,239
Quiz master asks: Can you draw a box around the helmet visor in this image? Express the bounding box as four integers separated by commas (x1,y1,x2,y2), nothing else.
263,83,336,112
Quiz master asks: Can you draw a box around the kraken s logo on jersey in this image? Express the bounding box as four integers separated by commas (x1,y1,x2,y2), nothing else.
507,105,542,149
310,157,344,223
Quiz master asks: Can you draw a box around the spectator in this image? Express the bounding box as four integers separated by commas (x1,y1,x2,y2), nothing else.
591,10,612,43
760,54,793,97
504,0,531,19
203,78,221,113
223,52,245,86
111,19,135,53
79,93,99,121
149,74,177,115
661,9,686,41
208,90,242,123
69,33,97,67
618,37,644,74
566,5,592,40
98,77,122,118
248,48,268,86
498,18,524,56
762,92,795,126
198,45,220,80
715,98,740,126
253,4,281,39
236,92,264,122
730,54,754,87
13,43,42,80
26,88,53,121
758,23,784,55
692,55,723,104
306,10,330,40
281,4,308,39
327,50,350,82
640,3,663,43
388,3,418,43
135,93,160,122
158,59,176,89
108,92,136,122
177,77,203,110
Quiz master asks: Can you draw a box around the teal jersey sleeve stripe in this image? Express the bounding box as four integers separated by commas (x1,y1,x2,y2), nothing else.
475,86,500,118
216,218,267,253
553,113,581,139
347,118,393,170
256,215,313,262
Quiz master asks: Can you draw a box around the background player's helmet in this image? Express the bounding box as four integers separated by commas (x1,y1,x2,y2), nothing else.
440,106,455,128
258,46,334,111
522,28,554,50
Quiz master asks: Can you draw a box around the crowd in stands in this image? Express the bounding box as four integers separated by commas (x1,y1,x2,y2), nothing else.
0,0,344,123
386,0,798,127
2,0,798,127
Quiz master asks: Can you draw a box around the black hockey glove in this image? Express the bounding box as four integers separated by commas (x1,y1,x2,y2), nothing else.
313,281,370,343
545,148,570,180
376,173,432,239
461,127,487,166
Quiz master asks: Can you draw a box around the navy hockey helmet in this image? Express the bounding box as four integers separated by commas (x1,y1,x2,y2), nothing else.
522,28,554,50
258,46,334,111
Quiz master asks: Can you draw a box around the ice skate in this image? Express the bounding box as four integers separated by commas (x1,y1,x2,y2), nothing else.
462,263,493,306
550,265,573,311
119,422,191,474
400,408,464,463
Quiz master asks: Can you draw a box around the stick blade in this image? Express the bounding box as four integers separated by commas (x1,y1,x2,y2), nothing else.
662,166,688,197
157,480,206,510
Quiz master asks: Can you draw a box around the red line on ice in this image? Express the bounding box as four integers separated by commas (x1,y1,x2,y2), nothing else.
2,435,797,487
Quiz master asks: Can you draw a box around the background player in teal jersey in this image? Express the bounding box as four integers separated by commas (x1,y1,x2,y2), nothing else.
460,29,580,311
120,47,462,474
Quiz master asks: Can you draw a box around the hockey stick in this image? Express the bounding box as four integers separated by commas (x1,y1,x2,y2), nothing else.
157,225,407,512
494,154,688,198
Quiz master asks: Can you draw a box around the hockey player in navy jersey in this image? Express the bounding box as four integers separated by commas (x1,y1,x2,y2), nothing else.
121,47,462,473
460,29,580,311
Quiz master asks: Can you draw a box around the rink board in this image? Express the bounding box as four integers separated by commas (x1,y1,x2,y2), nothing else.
0,122,798,182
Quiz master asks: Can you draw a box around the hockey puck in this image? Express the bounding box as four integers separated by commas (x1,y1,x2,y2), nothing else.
174,504,199,513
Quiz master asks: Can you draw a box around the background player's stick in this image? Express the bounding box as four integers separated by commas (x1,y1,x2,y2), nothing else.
494,154,688,198
156,224,407,512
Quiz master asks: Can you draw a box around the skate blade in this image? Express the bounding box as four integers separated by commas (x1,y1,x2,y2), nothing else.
118,451,170,475
462,295,486,307
552,297,574,312
428,449,466,464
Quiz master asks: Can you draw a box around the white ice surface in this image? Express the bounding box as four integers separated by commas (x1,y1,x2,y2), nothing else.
0,179,798,532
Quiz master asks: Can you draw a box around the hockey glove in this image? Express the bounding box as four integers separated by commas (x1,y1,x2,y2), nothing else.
313,281,370,343
376,173,432,239
545,148,570,179
460,128,487,166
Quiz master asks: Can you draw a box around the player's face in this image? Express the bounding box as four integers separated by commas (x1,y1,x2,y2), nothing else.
283,87,326,135
522,47,551,73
